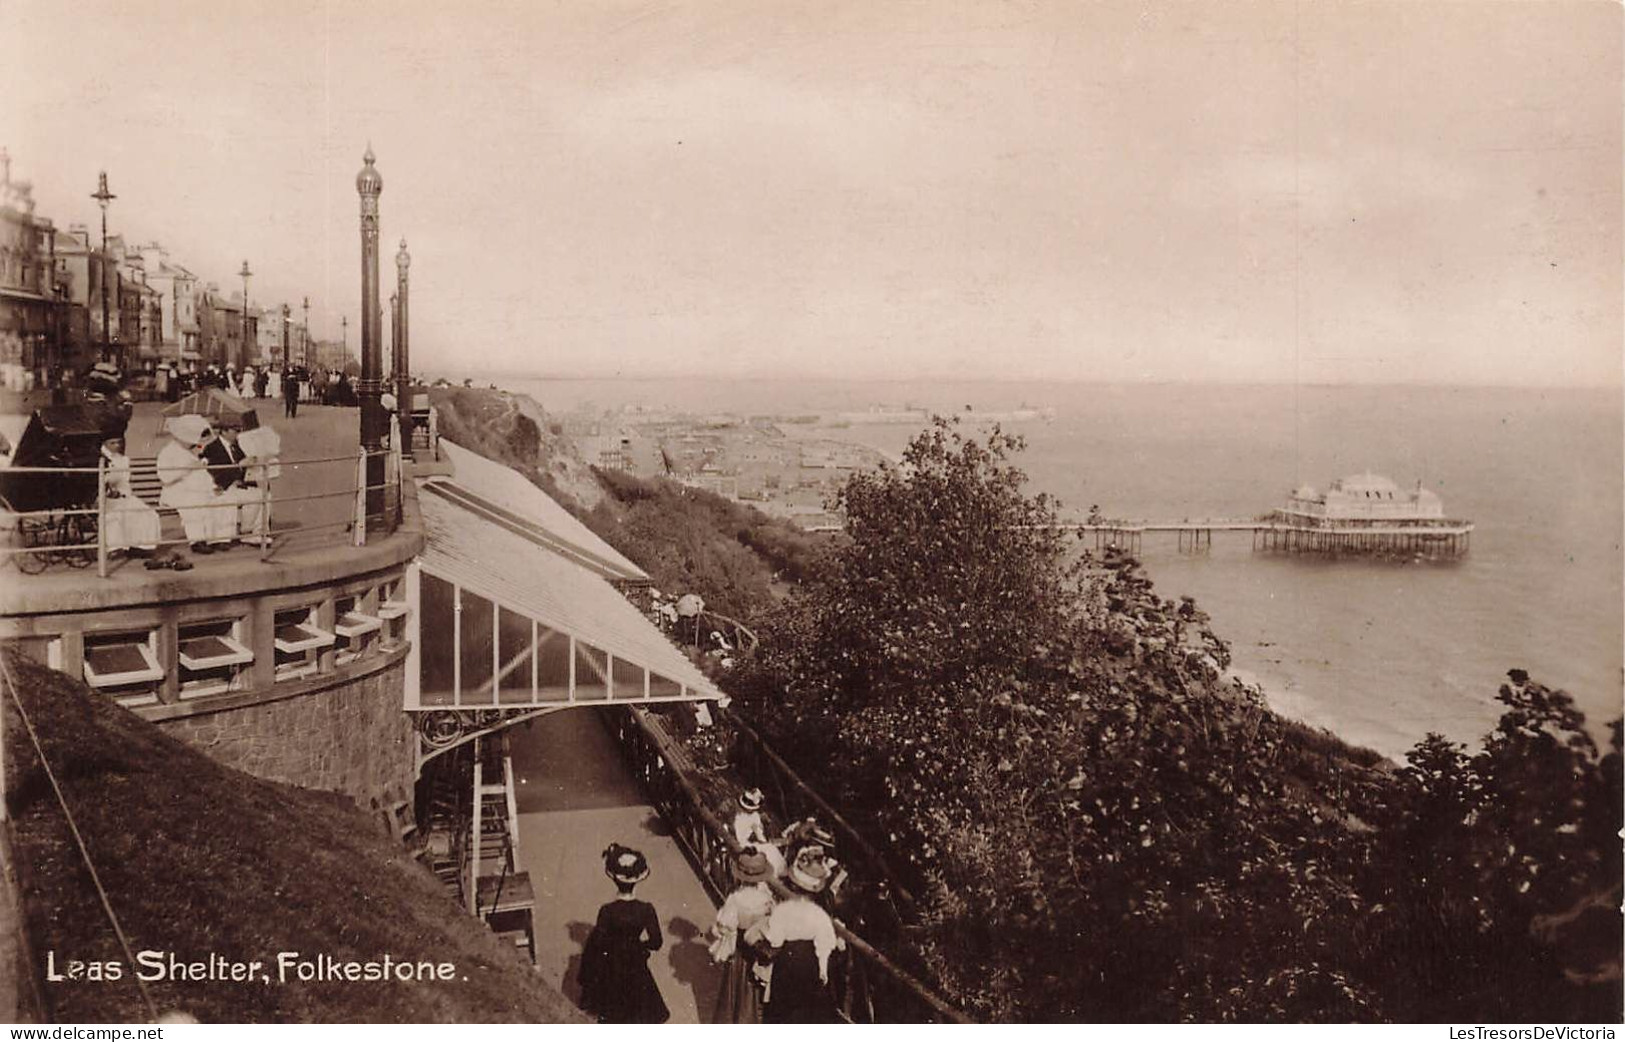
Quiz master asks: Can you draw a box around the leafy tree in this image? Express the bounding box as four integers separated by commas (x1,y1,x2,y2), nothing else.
735,419,1387,1020
1362,675,1623,1022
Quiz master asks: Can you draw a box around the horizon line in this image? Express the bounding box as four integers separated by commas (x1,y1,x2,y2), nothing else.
424,368,1624,393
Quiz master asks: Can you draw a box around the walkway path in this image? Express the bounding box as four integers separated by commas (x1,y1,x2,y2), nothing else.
509,709,723,1024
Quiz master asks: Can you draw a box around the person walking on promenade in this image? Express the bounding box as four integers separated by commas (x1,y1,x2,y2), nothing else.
733,789,786,877
282,367,299,419
760,849,844,1023
577,844,670,1024
709,847,777,1023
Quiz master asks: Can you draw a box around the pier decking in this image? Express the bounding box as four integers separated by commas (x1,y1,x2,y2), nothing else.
1052,517,1474,558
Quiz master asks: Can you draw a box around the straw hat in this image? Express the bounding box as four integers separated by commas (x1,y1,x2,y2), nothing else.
603,844,649,885
738,788,764,812
733,847,775,884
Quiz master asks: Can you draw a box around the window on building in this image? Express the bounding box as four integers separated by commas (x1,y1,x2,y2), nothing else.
334,595,382,665
79,630,163,707
177,618,253,698
274,605,334,680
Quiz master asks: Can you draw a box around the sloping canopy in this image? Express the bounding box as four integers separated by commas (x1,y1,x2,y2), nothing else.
435,439,647,584
412,488,723,711
160,387,259,431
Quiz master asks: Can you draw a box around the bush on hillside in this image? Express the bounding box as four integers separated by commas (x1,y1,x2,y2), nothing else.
730,417,1622,1022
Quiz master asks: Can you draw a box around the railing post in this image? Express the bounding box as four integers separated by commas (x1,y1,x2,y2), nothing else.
353,446,367,547
259,470,271,553
96,457,108,578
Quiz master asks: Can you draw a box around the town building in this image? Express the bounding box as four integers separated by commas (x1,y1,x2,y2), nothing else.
0,149,55,389
195,286,253,369
136,243,200,365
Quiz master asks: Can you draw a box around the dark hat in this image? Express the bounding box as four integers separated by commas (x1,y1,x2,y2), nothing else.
603,843,649,885
739,788,764,812
733,847,775,884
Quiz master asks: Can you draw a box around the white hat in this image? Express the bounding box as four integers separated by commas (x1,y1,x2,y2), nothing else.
168,414,214,446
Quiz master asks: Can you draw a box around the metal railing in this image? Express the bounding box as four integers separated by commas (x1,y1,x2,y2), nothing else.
0,440,406,577
603,704,971,1024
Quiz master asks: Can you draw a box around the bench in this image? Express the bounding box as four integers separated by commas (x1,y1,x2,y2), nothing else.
128,455,186,544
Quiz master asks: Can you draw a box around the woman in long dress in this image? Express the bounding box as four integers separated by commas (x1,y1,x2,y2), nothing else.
99,437,161,556
158,416,233,552
577,844,670,1024
760,846,844,1023
732,789,787,877
709,847,777,1024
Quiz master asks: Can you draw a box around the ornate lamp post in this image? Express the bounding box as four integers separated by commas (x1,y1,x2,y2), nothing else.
390,291,399,389
281,303,290,369
356,147,385,521
395,238,410,424
301,296,310,367
90,172,116,363
237,260,252,369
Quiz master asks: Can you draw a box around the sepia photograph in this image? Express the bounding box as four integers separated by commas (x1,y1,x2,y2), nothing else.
0,0,1619,1027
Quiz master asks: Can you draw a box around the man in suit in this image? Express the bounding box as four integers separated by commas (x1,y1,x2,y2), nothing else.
202,426,263,544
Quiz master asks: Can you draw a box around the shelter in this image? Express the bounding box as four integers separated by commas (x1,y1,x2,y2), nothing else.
160,387,259,432
406,443,719,718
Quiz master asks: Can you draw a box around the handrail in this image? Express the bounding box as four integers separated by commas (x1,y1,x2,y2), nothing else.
722,707,916,911
3,444,407,573
603,705,971,1024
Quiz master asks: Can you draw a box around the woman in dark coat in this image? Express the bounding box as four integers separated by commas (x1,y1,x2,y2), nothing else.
577,844,670,1024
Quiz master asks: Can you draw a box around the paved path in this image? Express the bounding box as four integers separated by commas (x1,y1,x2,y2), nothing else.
509,709,723,1024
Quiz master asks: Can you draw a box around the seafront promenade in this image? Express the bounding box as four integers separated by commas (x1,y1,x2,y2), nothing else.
0,401,403,609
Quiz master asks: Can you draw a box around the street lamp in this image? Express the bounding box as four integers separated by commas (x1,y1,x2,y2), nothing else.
237,260,252,370
301,296,310,367
90,172,115,363
356,146,385,522
281,303,290,370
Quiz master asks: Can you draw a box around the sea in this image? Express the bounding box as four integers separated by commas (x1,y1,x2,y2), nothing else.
474,374,1623,761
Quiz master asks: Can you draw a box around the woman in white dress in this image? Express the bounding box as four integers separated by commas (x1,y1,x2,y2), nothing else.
732,789,787,877
99,437,162,557
157,416,233,553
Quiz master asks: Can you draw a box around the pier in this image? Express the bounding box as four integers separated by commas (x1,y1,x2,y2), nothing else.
1052,517,1474,559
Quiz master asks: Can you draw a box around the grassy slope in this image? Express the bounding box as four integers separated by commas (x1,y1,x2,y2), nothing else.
2,653,583,1024
428,385,827,625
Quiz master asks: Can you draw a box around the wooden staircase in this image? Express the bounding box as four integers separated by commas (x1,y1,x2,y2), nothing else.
417,736,535,964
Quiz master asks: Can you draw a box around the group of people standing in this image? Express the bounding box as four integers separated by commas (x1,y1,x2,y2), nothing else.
575,788,851,1025
148,361,356,418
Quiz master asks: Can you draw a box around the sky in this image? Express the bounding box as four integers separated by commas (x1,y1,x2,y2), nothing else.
2,0,1619,386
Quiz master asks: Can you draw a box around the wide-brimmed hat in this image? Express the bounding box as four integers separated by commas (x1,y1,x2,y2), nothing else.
788,849,831,894
733,847,775,884
604,844,649,885
803,822,836,849
168,414,214,447
739,788,764,812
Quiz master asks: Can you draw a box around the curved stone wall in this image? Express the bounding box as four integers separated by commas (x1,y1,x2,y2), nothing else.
155,650,416,813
